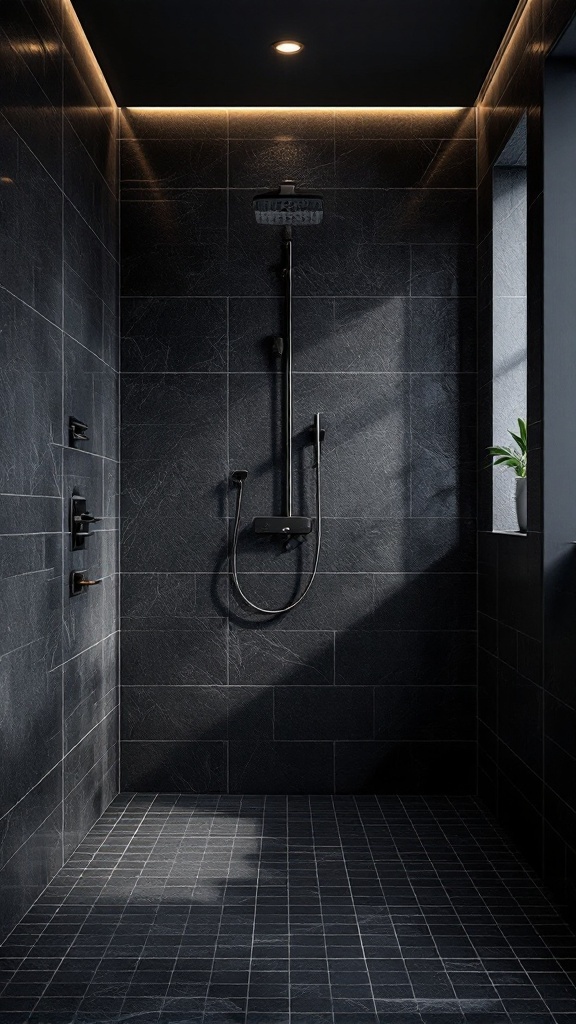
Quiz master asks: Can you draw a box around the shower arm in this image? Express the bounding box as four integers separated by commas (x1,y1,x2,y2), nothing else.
283,227,293,518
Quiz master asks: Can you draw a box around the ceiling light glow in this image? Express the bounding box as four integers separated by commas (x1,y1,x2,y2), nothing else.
124,106,467,112
273,40,304,54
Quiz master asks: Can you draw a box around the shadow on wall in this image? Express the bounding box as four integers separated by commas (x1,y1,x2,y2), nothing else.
120,283,476,793
120,531,477,796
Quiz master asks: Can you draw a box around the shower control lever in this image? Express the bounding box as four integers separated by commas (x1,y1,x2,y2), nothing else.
272,336,284,357
69,417,89,446
70,571,103,596
70,495,102,550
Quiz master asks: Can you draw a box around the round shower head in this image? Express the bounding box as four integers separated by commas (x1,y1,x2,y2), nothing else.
253,180,324,226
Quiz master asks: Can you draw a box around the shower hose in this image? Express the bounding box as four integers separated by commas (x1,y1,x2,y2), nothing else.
230,413,323,615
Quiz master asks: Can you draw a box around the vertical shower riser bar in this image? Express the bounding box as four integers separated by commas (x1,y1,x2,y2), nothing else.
283,227,293,518
229,181,325,615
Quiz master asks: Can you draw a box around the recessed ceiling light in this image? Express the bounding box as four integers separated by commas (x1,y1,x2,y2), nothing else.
273,40,304,55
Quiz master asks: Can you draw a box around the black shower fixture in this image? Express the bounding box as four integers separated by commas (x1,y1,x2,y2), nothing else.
70,494,102,550
69,416,89,446
253,180,323,226
230,181,325,615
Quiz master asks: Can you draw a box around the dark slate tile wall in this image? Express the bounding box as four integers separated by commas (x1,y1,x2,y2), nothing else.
0,0,119,941
477,0,576,910
120,106,478,794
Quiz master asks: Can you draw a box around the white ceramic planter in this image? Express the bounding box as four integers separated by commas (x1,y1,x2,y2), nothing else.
515,476,527,532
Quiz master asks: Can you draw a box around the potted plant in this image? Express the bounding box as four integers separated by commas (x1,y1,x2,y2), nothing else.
488,417,527,532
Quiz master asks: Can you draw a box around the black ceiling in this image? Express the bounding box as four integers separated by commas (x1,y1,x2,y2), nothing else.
71,0,520,107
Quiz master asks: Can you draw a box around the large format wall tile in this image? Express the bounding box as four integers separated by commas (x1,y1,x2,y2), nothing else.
122,138,228,191
229,629,335,687
122,624,227,687
0,118,63,323
229,741,334,794
122,686,229,741
64,49,117,187
410,373,477,517
374,685,476,741
64,119,117,254
0,805,62,943
334,139,476,189
0,767,61,873
410,243,477,297
64,336,118,461
335,631,476,687
121,107,477,794
371,573,476,631
122,193,228,295
121,741,227,792
334,741,476,794
1,2,63,184
121,572,220,626
0,573,61,662
0,641,62,817
0,291,62,496
0,0,119,941
121,373,227,571
121,298,227,372
229,573,376,631
333,109,476,141
230,139,336,190
275,686,373,741
64,755,117,860
64,633,118,754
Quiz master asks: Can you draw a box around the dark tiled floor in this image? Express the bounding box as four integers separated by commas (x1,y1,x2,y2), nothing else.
1,795,576,1024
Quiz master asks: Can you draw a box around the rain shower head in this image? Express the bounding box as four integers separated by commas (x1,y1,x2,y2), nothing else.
253,180,323,225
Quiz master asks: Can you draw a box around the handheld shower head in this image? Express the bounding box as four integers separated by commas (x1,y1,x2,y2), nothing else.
253,180,323,226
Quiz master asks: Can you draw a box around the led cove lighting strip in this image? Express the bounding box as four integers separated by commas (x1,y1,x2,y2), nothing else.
124,106,467,111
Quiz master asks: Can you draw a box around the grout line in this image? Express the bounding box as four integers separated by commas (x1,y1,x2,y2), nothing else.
0,764,62,827
50,443,120,463
0,492,63,499
54,629,120,671
64,332,121,370
64,736,119,800
119,738,477,744
121,369,479,375
120,291,478,299
63,706,119,759
117,98,122,797
121,682,475,688
60,31,66,872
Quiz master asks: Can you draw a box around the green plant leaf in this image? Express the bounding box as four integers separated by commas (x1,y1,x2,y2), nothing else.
488,446,513,457
487,418,528,475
